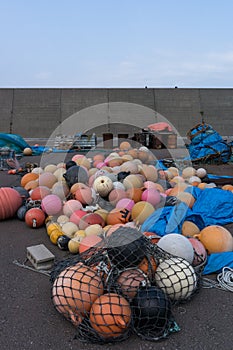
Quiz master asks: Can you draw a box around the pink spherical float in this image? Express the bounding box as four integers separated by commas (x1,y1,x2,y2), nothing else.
41,194,63,215
72,154,85,162
116,198,135,212
69,209,87,226
141,189,161,207
143,181,158,190
188,237,207,267
74,184,93,206
78,212,105,230
63,199,83,217
96,162,106,169
30,186,51,200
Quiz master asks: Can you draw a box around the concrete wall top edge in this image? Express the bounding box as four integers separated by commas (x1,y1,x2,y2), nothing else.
1,87,233,91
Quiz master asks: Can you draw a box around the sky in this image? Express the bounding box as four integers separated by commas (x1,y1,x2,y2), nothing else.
0,0,233,88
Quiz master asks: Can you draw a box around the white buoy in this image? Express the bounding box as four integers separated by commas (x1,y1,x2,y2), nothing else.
157,233,194,263
154,257,197,300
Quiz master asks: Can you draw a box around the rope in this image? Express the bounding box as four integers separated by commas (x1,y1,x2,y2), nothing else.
217,267,233,292
13,259,51,277
202,267,233,292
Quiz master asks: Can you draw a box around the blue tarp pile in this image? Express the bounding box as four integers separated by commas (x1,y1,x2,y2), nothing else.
187,123,232,163
141,187,233,274
0,133,74,155
0,133,31,153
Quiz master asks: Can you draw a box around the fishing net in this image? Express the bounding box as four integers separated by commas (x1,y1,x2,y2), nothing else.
50,227,204,343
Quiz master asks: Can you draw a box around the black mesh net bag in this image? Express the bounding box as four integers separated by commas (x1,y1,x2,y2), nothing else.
50,228,183,344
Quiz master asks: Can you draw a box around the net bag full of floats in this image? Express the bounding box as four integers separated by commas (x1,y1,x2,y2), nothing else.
187,122,232,164
50,227,204,343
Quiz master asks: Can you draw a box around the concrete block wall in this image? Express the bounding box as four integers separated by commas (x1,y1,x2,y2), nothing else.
0,88,232,139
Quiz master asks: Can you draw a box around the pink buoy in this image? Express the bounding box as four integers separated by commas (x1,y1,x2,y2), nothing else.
143,181,158,190
41,194,62,215
74,186,93,205
69,209,87,225
116,198,135,212
63,199,83,217
141,189,161,207
72,154,84,162
96,162,106,169
188,237,207,266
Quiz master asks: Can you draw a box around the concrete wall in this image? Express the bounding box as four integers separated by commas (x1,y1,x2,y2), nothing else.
0,88,232,139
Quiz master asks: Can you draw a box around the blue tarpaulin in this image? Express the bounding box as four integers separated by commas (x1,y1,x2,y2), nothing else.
0,133,30,153
141,202,189,236
185,186,233,227
142,187,233,234
203,252,233,275
187,123,231,163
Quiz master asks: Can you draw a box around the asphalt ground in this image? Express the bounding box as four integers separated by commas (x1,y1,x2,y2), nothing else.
1,149,233,350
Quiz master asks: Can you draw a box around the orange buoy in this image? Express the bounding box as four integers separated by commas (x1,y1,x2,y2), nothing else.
119,141,131,150
169,182,189,196
138,255,157,277
106,208,131,226
182,221,200,237
30,186,51,200
222,184,233,191
176,192,196,208
52,262,104,326
21,173,39,188
194,225,233,254
117,268,148,299
25,208,46,228
126,187,143,203
89,293,131,338
24,180,38,191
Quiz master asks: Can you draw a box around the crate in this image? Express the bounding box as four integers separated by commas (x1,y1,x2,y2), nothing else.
132,131,177,149
149,132,177,149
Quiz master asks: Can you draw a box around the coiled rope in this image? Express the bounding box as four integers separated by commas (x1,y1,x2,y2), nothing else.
202,266,233,292
217,267,233,292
